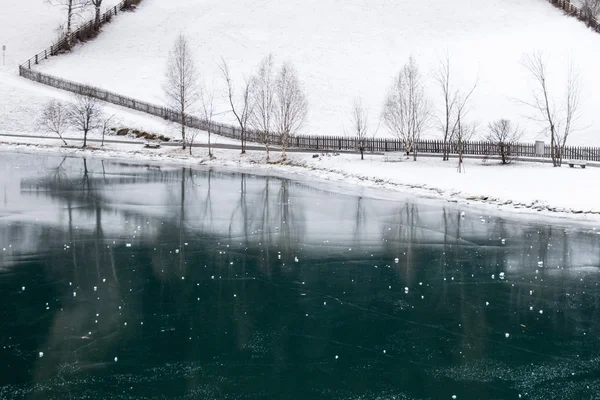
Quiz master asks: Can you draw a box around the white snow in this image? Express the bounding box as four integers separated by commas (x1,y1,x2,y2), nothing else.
26,0,600,144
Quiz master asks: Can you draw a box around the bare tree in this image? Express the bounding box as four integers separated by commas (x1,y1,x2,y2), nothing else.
581,0,600,23
187,129,199,155
434,53,458,161
250,55,276,162
200,84,216,159
455,110,477,173
67,92,103,148
485,119,523,164
164,34,199,150
349,97,369,160
47,0,90,49
274,62,308,160
90,0,103,27
219,59,254,154
39,100,69,145
521,52,582,166
453,85,477,173
383,56,431,161
100,114,114,146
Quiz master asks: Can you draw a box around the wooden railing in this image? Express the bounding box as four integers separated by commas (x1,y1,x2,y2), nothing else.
547,0,600,32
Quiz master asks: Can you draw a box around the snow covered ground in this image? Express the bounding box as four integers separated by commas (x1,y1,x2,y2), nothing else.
31,0,600,145
3,135,600,223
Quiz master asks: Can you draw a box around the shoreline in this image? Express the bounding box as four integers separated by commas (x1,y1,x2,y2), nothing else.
2,136,600,227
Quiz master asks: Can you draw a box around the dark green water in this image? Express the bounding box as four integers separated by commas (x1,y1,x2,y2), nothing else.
0,152,599,400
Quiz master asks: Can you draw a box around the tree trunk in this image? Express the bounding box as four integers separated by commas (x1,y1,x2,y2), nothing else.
442,139,449,161
83,128,88,148
66,0,74,49
181,111,186,149
265,140,270,162
95,5,101,27
413,143,417,161
208,132,212,157
360,148,364,160
281,134,288,160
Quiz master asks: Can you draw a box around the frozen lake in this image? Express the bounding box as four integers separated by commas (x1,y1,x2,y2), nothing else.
0,152,599,399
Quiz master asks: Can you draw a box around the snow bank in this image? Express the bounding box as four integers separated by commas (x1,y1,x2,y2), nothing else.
2,136,600,223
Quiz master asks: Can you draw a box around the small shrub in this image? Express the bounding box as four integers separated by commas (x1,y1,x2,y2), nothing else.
116,128,129,136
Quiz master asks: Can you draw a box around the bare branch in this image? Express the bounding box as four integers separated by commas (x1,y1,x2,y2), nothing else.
67,92,103,148
219,58,254,154
274,62,308,160
521,52,583,166
485,119,524,164
350,97,369,160
383,56,431,160
39,100,69,145
164,34,199,149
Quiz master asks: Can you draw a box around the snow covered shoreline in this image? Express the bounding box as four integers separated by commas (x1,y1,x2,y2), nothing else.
2,135,599,226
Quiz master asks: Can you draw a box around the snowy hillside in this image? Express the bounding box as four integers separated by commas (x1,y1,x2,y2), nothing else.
0,0,194,140
30,0,600,145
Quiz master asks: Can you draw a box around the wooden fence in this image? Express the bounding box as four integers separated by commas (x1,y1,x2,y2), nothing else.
548,0,600,32
18,67,600,161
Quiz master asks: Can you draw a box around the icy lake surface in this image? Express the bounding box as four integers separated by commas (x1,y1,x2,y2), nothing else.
0,152,599,399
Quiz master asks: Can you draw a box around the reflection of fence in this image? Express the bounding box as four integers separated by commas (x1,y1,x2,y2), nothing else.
19,0,140,70
548,0,600,32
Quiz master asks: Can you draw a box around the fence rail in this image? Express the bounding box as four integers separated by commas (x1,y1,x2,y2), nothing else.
548,0,600,32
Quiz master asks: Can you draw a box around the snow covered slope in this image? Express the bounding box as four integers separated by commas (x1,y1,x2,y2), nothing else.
32,0,600,144
0,0,206,141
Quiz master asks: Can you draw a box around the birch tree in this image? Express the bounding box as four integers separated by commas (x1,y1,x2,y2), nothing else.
434,53,458,161
454,89,477,173
521,52,582,166
250,55,276,162
274,62,308,160
349,97,369,160
219,59,254,154
200,84,216,159
164,34,199,150
40,100,69,145
47,0,90,49
383,56,431,160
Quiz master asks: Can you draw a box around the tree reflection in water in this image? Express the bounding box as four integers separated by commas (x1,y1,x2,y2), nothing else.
0,153,599,399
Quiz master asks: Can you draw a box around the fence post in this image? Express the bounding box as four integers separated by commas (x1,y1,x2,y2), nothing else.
35,54,38,65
